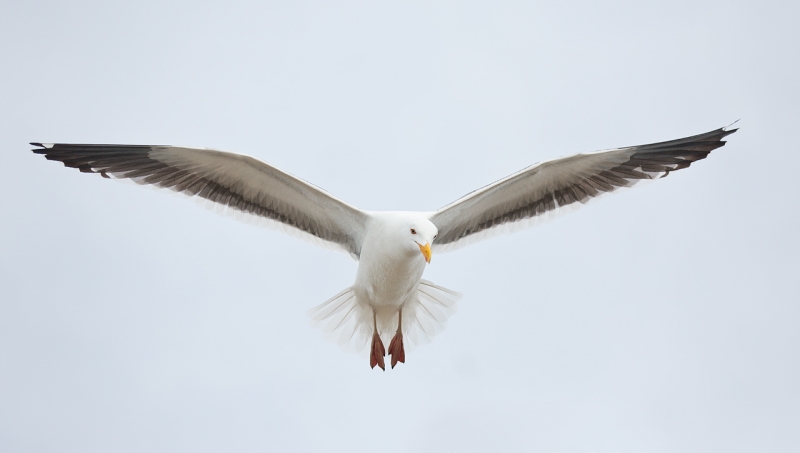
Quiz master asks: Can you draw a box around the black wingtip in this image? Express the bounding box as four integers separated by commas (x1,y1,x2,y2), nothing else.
698,124,737,145
720,120,740,138
30,142,49,154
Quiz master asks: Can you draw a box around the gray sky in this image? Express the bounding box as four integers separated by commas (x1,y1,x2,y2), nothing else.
2,1,798,452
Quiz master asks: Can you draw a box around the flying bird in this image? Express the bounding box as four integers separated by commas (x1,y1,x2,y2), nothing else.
32,126,736,370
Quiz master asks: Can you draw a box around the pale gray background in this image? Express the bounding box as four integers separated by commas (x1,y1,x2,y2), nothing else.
1,1,798,452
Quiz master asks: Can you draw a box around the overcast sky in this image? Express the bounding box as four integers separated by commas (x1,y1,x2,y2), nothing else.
1,1,798,452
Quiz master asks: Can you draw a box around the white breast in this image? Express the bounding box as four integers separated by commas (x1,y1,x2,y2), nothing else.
353,213,427,308
307,211,461,353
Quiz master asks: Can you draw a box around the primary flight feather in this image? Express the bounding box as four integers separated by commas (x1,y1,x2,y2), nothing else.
32,125,736,370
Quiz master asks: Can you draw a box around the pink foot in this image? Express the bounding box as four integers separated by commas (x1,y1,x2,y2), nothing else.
388,332,405,368
370,331,386,370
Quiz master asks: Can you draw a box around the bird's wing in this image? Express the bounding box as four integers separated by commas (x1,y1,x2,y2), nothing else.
32,143,369,258
429,126,736,253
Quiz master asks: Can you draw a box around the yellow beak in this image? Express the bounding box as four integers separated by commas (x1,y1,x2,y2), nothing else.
418,242,432,263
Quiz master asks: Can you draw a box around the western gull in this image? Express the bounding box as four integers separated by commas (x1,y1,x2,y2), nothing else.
31,125,737,370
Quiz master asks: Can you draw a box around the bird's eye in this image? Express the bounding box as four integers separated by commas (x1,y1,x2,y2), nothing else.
410,228,416,234
434,234,437,239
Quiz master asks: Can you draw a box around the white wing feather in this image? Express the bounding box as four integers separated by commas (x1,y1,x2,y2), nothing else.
32,143,369,258
429,126,736,253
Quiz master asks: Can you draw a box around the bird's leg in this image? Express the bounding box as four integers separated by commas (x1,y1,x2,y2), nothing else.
370,309,386,370
388,308,405,368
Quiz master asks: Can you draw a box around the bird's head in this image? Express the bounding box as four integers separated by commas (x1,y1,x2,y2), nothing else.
406,219,438,264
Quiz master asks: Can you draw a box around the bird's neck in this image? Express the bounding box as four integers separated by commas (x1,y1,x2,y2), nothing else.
354,232,426,306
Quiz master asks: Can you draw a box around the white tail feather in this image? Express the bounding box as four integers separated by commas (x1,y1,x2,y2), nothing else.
308,280,462,354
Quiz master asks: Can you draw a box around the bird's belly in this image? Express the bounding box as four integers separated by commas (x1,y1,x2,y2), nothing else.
354,256,425,308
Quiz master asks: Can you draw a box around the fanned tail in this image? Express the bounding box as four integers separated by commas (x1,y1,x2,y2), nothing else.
308,280,462,354
307,287,369,353
403,280,461,347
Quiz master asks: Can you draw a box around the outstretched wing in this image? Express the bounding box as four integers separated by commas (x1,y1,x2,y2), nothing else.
32,143,369,258
429,126,736,253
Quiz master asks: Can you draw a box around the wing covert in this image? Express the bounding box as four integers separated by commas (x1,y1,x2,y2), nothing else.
429,126,737,253
32,143,368,257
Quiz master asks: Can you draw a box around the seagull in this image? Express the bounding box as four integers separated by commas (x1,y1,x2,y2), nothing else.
32,125,736,370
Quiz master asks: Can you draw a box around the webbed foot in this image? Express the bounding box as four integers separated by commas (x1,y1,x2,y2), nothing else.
370,331,386,370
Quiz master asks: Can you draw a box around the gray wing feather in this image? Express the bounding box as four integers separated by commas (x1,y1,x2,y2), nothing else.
32,143,368,257
429,126,737,252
